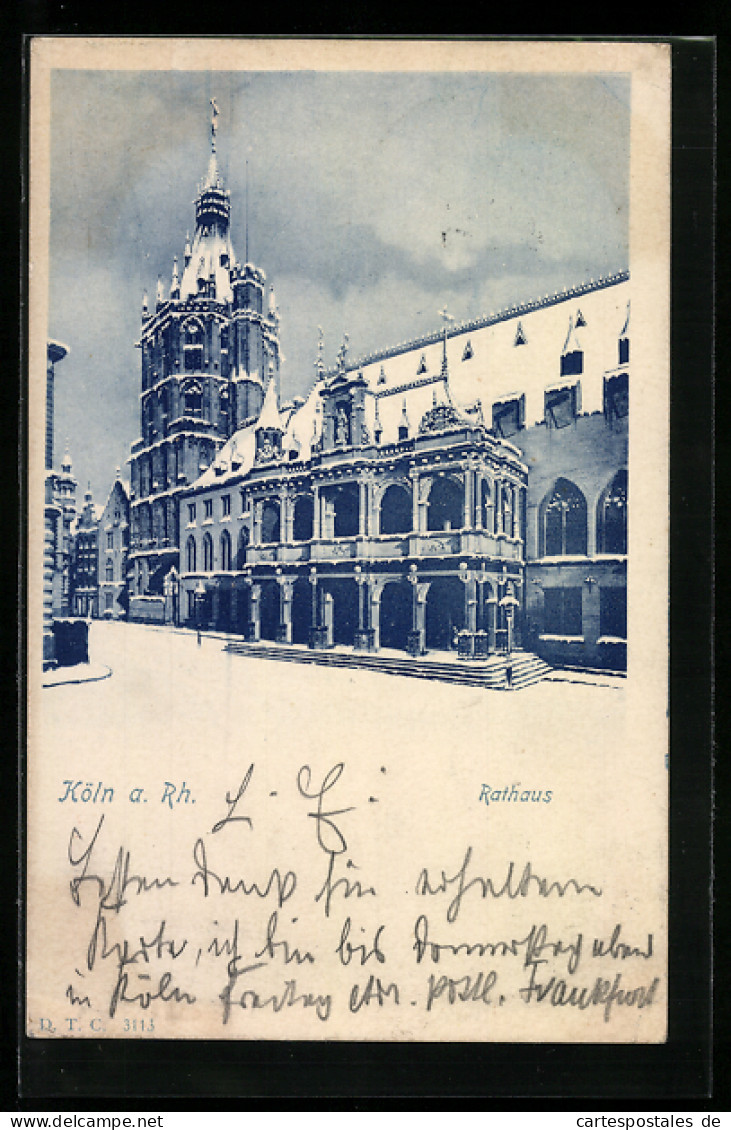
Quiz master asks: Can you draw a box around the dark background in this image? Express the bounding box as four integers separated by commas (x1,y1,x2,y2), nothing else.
2,27,718,1111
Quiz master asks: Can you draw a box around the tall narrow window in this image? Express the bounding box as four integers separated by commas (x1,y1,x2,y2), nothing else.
183,381,203,416
186,535,197,573
597,470,628,554
220,529,232,571
541,478,587,556
219,386,230,431
202,532,214,572
184,320,203,372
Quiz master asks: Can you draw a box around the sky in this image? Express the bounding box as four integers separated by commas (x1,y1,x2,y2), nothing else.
46,68,630,505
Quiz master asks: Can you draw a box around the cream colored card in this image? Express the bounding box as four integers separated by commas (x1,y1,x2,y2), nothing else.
27,38,670,1042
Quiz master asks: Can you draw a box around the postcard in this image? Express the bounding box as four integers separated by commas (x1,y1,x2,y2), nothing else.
26,38,670,1042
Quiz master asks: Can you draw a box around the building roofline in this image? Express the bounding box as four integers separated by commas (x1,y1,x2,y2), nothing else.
322,270,630,378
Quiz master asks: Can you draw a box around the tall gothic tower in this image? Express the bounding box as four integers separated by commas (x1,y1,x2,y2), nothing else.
128,104,282,598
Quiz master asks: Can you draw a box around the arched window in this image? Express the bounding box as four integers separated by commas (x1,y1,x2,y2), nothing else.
293,495,314,542
220,529,232,572
182,381,203,416
380,484,412,535
186,535,197,573
541,478,587,556
261,501,281,544
597,470,628,554
202,532,214,572
427,476,463,532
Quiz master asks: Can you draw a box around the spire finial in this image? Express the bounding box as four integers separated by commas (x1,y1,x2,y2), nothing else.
245,158,249,264
210,98,219,153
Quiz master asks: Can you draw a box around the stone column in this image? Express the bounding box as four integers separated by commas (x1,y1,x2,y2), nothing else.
475,472,484,529
322,591,334,648
278,578,294,643
366,477,377,537
587,490,597,557
464,467,474,529
417,475,432,532
211,584,220,629
369,576,387,651
411,472,420,533
486,597,497,652
466,577,478,633
353,568,374,651
281,490,294,543
252,501,262,545
324,497,336,540
414,581,430,655
248,582,261,641
358,479,368,536
312,484,321,539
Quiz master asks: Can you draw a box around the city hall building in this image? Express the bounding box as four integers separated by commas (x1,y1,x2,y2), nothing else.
128,120,628,672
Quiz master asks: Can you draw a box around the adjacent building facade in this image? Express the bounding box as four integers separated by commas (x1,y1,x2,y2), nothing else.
98,475,130,619
70,486,101,619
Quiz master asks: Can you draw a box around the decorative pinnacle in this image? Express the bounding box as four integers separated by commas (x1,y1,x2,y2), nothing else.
314,326,325,378
439,305,454,377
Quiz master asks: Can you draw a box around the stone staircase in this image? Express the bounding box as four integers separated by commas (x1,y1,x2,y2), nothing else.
222,640,552,691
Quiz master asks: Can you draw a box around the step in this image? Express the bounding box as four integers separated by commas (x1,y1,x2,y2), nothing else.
222,640,552,691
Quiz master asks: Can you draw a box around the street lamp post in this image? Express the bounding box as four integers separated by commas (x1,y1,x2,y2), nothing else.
195,579,205,644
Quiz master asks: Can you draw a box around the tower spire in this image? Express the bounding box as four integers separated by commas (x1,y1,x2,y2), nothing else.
245,158,249,264
178,102,235,303
210,98,219,152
